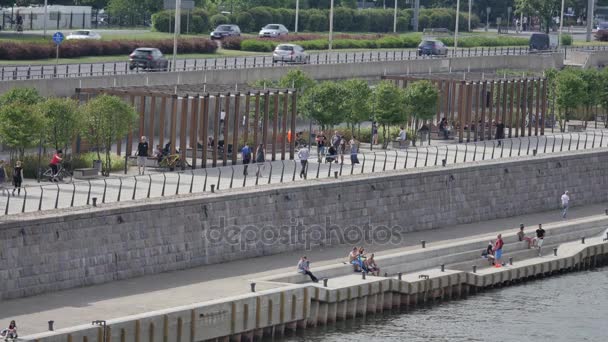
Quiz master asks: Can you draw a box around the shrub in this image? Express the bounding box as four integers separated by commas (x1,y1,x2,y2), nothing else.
241,39,276,52
595,30,608,42
377,36,404,49
210,14,229,28
71,152,125,172
561,34,573,46
307,11,328,32
221,36,243,50
235,12,255,32
152,9,210,33
333,7,354,32
249,7,273,30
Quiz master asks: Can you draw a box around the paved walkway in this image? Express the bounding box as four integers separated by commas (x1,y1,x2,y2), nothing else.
0,203,605,336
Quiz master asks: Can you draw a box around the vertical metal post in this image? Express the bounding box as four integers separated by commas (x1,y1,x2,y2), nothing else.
54,184,60,209
117,178,123,202
147,174,152,198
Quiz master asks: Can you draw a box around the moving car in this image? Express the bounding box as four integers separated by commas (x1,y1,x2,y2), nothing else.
259,24,288,38
128,48,169,71
66,30,101,40
272,44,309,64
210,24,241,39
417,39,448,56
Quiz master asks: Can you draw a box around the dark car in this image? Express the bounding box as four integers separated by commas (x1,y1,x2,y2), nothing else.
417,39,448,56
529,33,550,51
129,48,168,71
210,24,241,40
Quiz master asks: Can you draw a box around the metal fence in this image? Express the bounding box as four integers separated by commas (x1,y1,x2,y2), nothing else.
0,46,545,81
0,131,604,217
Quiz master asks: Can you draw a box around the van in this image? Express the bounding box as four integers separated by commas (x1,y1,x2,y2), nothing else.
529,33,550,51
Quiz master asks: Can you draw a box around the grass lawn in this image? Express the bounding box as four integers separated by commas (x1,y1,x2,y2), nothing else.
0,49,267,66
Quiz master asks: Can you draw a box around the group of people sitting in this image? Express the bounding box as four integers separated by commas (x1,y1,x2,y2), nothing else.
348,246,380,276
481,224,547,266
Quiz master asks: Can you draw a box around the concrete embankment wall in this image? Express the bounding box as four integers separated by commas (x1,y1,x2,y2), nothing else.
1,149,607,300
0,53,563,97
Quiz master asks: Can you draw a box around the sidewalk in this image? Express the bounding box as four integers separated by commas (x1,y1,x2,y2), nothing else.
1,203,605,336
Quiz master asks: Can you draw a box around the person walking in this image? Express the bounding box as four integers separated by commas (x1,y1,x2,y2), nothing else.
349,137,360,164
255,144,265,177
561,190,570,219
298,144,309,179
535,224,546,256
137,136,149,175
0,160,6,196
12,161,23,196
331,131,341,150
317,132,326,162
339,138,346,164
372,122,379,145
493,234,504,267
495,120,505,146
241,143,251,176
297,256,319,283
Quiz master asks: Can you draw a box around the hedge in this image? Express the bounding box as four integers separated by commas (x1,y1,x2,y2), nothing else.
0,38,218,60
151,9,211,34
438,36,528,47
152,7,480,34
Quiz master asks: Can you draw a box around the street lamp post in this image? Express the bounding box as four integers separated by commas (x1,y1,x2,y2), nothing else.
393,0,398,33
172,0,181,71
295,0,299,33
468,0,472,32
329,0,334,50
558,0,565,47
455,0,461,48
507,7,512,32
43,0,48,37
486,7,491,32
586,0,594,42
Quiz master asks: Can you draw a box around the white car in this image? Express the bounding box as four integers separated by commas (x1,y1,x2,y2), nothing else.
66,30,101,40
272,44,309,64
259,24,288,38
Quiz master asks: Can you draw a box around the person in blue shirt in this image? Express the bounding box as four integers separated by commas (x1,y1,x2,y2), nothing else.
241,143,251,176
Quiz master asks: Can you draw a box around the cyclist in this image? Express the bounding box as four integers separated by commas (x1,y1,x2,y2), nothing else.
49,149,63,181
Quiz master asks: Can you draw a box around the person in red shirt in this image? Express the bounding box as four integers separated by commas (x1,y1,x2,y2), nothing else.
49,149,63,180
493,234,504,267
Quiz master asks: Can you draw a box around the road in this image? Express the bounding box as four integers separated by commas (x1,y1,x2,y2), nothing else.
0,131,603,217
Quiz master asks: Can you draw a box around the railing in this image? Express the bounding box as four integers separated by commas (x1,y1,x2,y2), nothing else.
0,46,541,81
0,131,604,217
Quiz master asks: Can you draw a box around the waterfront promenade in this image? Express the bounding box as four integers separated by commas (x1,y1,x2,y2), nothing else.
1,203,605,336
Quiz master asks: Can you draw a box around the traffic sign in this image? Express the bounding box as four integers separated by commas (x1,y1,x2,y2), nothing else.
52,32,64,45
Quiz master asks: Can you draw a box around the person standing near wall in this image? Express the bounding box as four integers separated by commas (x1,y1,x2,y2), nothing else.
493,234,504,267
349,137,360,164
137,136,149,175
535,224,546,257
12,161,23,196
241,143,251,176
298,144,309,179
561,191,570,219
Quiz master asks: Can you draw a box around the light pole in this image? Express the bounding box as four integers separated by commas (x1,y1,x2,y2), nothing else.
329,0,334,50
468,0,472,32
558,0,565,47
486,7,491,32
413,0,420,32
507,6,512,32
586,0,594,42
43,0,48,37
393,0,398,33
455,0,461,48
172,0,182,71
295,0,299,33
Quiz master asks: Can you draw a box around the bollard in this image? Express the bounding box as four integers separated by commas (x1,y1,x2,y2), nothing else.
48,320,54,331
440,264,445,272
472,265,477,273
553,248,558,256
250,283,256,292
509,257,513,266
605,208,608,216
533,149,537,156
604,232,608,241
420,240,426,248
398,272,402,280
581,237,585,244
334,171,338,179
442,159,446,167
323,278,328,287
211,184,215,193
229,167,234,189
92,197,97,207
384,272,388,277
362,272,366,280
161,173,166,197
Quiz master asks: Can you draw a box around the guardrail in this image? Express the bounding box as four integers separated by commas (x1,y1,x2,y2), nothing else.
0,131,603,217
0,46,541,81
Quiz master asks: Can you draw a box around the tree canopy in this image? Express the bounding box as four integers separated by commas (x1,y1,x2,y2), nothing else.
404,80,439,125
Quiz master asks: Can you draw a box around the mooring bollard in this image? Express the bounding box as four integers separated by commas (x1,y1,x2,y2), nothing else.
509,257,513,266
323,278,328,287
92,197,97,207
533,149,537,156
48,320,54,331
334,171,338,179
440,264,445,272
581,237,585,244
250,283,256,292
553,248,558,256
472,265,477,273
384,272,388,277
605,208,608,216
211,184,215,193
420,240,426,248
398,272,403,280
362,272,366,279
442,159,446,167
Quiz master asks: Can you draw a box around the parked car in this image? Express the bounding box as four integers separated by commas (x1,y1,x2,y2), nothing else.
417,39,448,56
529,33,551,51
259,24,288,38
128,48,168,71
210,24,241,39
66,30,101,40
272,44,309,64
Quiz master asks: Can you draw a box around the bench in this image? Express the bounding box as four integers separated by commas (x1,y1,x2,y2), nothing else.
127,156,159,167
568,124,585,132
73,168,98,179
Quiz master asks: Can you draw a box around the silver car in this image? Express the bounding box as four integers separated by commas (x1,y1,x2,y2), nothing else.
66,30,101,40
259,24,288,38
272,44,309,64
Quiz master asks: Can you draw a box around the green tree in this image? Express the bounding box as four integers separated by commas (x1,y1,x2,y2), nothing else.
37,98,83,153
579,69,602,126
0,87,42,107
277,69,316,95
302,81,348,130
373,81,406,148
82,95,138,176
0,88,45,159
555,69,585,132
342,79,371,133
107,0,161,24
404,80,438,128
514,0,574,33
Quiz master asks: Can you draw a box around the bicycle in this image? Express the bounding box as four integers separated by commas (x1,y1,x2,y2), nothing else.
159,154,189,171
41,163,72,183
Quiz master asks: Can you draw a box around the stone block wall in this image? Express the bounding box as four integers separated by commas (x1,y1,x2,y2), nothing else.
1,150,607,299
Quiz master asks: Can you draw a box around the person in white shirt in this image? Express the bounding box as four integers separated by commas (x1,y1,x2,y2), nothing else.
561,190,570,219
298,144,309,179
398,127,407,149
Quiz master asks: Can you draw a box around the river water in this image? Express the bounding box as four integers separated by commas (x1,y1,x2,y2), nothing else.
282,267,608,342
